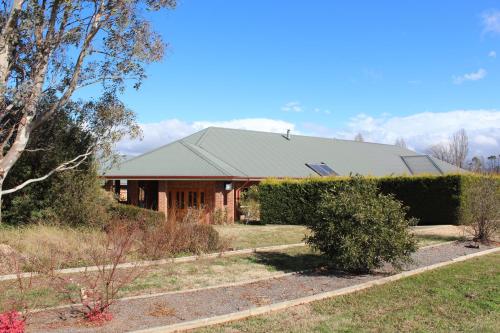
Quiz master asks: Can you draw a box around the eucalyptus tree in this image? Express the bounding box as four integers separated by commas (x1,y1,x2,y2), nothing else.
0,0,176,221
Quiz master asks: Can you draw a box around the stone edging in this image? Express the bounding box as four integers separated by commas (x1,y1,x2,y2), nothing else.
131,246,500,333
0,243,306,282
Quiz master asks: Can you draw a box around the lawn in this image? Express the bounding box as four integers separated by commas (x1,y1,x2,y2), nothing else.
214,224,309,249
196,253,500,333
0,246,327,311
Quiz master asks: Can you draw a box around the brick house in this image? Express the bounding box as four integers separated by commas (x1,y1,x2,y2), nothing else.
102,127,461,223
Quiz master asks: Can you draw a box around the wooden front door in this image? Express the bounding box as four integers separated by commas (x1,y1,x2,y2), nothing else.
168,189,207,223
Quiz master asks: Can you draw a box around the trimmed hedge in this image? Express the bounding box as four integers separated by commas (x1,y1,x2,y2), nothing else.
108,203,165,226
259,174,499,226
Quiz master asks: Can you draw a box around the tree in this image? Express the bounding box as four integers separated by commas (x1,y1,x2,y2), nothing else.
0,0,175,221
449,129,469,168
426,129,469,168
394,137,407,149
468,156,484,173
354,133,364,142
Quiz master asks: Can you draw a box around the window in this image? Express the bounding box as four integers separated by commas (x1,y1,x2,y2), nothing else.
200,192,205,208
193,192,198,208
306,162,337,176
168,191,172,208
188,191,193,207
176,191,185,209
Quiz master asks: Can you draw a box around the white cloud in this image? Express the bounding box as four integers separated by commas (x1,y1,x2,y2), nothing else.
281,101,303,112
335,110,500,157
488,50,497,58
116,118,297,155
116,111,500,159
452,68,487,84
482,10,500,35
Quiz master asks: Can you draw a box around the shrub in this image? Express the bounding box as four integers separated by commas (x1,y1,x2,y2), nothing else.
211,208,228,225
108,204,165,228
460,175,500,242
239,186,260,222
51,221,143,323
0,311,25,333
306,176,418,273
139,220,225,258
259,174,500,226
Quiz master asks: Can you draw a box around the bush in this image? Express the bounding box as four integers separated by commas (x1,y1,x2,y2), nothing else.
139,219,226,259
239,186,260,222
306,177,418,273
108,203,165,228
211,208,228,225
259,174,500,226
460,175,500,242
0,311,25,333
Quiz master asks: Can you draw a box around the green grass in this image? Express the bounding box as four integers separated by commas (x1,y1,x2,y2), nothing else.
196,253,500,333
215,224,309,249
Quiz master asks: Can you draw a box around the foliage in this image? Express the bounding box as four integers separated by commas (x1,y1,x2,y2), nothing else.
212,208,228,225
108,203,165,228
460,175,500,242
259,174,500,226
306,177,417,272
0,311,25,333
1,98,133,226
0,0,176,221
239,186,260,222
50,221,143,322
139,220,225,259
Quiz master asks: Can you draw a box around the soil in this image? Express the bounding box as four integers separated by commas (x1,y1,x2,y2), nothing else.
26,242,497,333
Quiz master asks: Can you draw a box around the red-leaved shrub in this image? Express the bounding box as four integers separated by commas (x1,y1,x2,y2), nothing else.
84,304,113,324
0,311,25,333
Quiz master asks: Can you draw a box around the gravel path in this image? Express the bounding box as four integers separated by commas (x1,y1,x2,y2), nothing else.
26,242,497,333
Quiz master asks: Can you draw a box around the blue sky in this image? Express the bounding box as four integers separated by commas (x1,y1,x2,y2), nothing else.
89,1,500,157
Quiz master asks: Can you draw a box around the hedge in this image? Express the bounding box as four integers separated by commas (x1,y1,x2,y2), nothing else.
259,174,499,226
108,203,165,226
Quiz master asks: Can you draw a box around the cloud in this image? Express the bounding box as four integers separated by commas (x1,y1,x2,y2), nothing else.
116,111,500,160
116,118,297,155
481,9,500,35
488,50,497,58
452,68,487,84
281,101,303,112
335,110,500,157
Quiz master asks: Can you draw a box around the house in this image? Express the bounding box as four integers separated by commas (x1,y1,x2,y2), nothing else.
102,127,462,223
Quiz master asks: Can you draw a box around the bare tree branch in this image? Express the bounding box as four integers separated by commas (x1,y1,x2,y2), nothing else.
1,147,93,195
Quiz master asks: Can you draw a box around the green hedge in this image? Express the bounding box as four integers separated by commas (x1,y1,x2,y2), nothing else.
108,204,165,226
259,174,499,226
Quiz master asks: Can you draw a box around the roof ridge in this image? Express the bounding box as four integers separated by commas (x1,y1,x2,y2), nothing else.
204,127,411,150
108,128,210,170
180,141,233,176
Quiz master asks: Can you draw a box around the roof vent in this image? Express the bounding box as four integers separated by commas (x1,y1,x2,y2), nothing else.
283,129,291,140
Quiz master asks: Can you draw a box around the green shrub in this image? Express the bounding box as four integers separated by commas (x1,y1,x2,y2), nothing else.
108,203,165,228
239,185,260,222
459,175,500,242
259,174,500,226
306,177,418,272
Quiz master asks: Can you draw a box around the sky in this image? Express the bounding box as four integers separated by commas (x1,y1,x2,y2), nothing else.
84,1,500,158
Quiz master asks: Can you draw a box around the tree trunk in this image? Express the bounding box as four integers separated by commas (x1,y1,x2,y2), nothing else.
0,176,3,223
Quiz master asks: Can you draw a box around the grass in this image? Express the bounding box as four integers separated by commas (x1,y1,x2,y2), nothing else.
214,224,309,249
196,253,500,333
0,246,327,311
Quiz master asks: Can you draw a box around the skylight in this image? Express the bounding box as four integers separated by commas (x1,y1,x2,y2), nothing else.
306,163,337,176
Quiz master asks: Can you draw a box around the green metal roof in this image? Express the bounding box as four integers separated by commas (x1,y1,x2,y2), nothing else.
103,127,463,179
